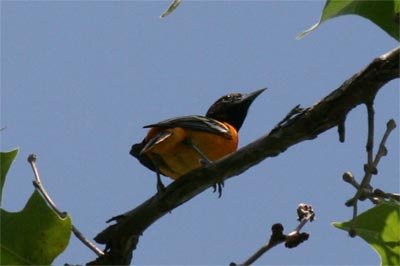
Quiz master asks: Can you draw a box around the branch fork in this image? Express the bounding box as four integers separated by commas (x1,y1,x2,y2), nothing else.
343,118,397,236
232,204,315,266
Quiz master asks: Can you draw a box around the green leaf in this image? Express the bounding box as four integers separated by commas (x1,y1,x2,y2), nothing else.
1,192,72,265
160,0,182,18
0,149,19,205
297,0,400,41
333,201,400,266
0,152,72,265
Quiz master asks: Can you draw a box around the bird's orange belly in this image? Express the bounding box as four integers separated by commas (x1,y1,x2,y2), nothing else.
144,127,238,179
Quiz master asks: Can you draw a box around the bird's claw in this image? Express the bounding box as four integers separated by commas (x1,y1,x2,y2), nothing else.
212,181,224,198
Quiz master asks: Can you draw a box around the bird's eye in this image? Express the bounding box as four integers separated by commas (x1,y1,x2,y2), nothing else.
217,93,242,104
222,95,232,102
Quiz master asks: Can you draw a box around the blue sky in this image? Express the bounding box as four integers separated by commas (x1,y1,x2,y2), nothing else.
1,1,399,265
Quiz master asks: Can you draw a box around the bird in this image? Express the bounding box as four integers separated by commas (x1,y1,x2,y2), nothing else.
130,88,266,195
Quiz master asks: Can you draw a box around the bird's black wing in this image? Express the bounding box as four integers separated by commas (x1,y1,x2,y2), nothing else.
130,115,232,176
143,115,233,139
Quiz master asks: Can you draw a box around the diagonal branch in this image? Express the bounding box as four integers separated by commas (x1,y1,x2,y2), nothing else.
88,47,399,265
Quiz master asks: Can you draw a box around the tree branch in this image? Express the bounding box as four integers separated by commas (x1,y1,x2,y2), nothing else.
344,119,398,236
232,204,315,266
88,47,399,265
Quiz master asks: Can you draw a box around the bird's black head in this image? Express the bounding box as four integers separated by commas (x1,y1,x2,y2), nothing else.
205,88,266,131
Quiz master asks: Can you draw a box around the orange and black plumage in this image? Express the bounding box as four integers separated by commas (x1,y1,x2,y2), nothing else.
130,88,266,194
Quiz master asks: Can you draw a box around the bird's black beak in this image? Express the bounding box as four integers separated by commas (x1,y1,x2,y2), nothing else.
241,87,267,104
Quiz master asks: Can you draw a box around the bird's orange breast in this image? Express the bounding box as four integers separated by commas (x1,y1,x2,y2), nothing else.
142,123,238,179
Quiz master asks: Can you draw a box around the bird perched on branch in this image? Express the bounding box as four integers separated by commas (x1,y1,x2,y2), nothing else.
130,88,266,195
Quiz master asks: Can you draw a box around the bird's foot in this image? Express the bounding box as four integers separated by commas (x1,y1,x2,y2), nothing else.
212,181,224,198
157,182,166,193
156,174,166,193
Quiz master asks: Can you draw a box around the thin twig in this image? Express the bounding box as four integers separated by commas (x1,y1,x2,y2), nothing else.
239,237,282,266
342,172,359,189
373,189,400,202
28,154,66,218
348,103,376,206
343,172,379,204
343,176,399,205
344,119,397,235
239,223,287,265
366,101,375,173
347,119,396,204
373,119,396,167
349,202,358,237
234,204,314,266
27,154,105,257
72,225,105,257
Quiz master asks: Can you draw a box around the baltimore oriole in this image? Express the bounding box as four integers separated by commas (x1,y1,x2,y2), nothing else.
130,88,266,194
